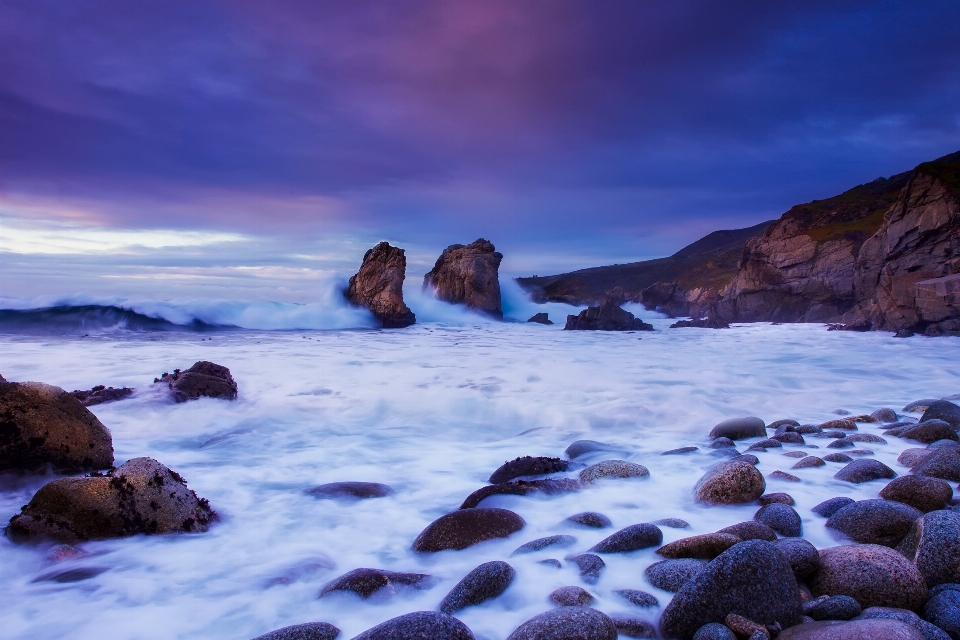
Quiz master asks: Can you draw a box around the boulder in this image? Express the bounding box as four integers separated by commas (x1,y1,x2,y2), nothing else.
694,459,766,505
819,419,858,431
901,422,960,444
567,553,605,584
759,493,796,506
251,622,341,640
804,595,863,621
513,535,577,555
506,607,617,640
70,385,134,407
777,619,925,640
709,417,767,441
873,409,901,423
901,449,933,468
670,317,730,329
6,457,216,542
579,460,649,483
156,361,238,402
565,512,612,528
590,524,662,553
880,476,954,513
772,537,820,580
657,533,742,560
658,540,803,640
812,497,855,517
809,544,928,610
459,478,583,509
549,586,594,607
645,559,708,592
906,400,943,414
345,242,416,327
490,456,570,484
0,381,114,472
350,612,474,640
423,239,503,318
319,568,432,600
693,623,737,640
920,402,960,429
565,440,626,459
857,607,952,640
611,617,656,639
826,499,922,547
896,510,960,588
923,589,960,640
913,449,960,482
834,459,897,484
305,482,394,501
773,432,805,444
412,508,525,552
823,453,854,463
564,299,653,331
849,434,889,444
717,521,778,542
528,313,553,325
664,446,699,455
438,561,515,614
654,518,692,529
615,589,659,607
793,456,826,469
754,503,802,537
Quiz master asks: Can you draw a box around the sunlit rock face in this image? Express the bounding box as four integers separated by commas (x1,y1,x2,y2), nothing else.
346,241,416,328
423,239,503,318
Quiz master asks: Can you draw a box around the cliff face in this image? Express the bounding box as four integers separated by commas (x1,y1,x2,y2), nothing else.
423,239,504,318
346,242,416,328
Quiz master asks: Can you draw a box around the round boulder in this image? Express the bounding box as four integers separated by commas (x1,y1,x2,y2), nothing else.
772,537,820,580
809,544,928,610
350,612,474,640
158,361,238,403
611,618,655,639
513,535,577,555
412,508,525,552
567,553,605,584
804,595,862,621
644,558,707,592
912,449,960,483
694,459,766,505
923,589,960,640
709,417,767,441
566,440,626,460
251,622,340,640
506,607,617,640
717,521,777,542
438,561,515,614
693,623,737,640
873,409,900,423
579,460,649,483
920,401,960,429
880,476,954,513
549,586,594,607
835,460,897,484
826,499,922,547
777,619,925,640
896,510,960,589
319,568,432,600
754,503,802,537
565,512,612,528
901,422,960,445
656,532,741,560
812,497,855,517
590,524,662,553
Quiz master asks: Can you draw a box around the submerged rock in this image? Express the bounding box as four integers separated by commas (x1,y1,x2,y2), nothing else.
156,361,238,403
506,607,617,640
350,611,474,640
527,313,553,325
438,561,515,614
305,482,394,501
670,317,730,329
826,499,922,547
459,478,583,509
423,239,503,318
694,459,766,505
489,456,570,484
565,440,626,459
567,553,605,584
70,385,134,407
345,241,416,328
250,622,341,640
563,299,654,331
319,568,432,600
412,508,525,552
810,544,928,610
0,381,114,472
7,457,216,543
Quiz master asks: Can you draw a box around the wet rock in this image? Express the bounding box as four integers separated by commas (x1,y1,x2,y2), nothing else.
615,589,659,608
810,544,928,610
657,533,741,560
724,613,769,639
759,492,795,506
717,521,778,542
305,482,394,501
567,553,605,584
736,454,761,465
873,409,901,423
564,299,654,331
663,446,700,455
32,566,108,583
797,425,822,434
70,385,134,407
6,457,215,543
319,568,433,600
823,453,854,463
849,434,889,444
923,589,960,640
528,313,553,325
351,611,474,640
251,622,341,640
793,456,826,469
459,478,583,509
590,523,662,553
772,537,820,580
912,448,960,482
769,471,801,482
412,508,525,552
653,518,691,529
835,459,897,483
905,400,941,414
814,430,851,440
880,476,954,513
0,381,114,472
711,437,737,449
819,419,858,431
505,607,617,640
539,559,562,568
851,414,881,423
710,417,767,441
826,499,922,547
827,439,855,449
770,419,802,429
423,238,503,318
754,503,802,537
812,497,855,517
773,432,805,445
930,440,960,449
438,561,515,614
612,618,656,638
659,540,803,640
549,586,594,607
694,459,766,505
783,451,808,458
670,317,731,329
693,623,737,640
777,619,925,640
645,559,708,592
901,449,934,468
857,608,951,640
513,535,577,555
490,456,571,484
804,595,863,621
565,440,625,460
920,401,960,429
345,241,416,328
579,460,649,483
901,422,960,445
849,449,876,456
565,512,612,528
156,361,238,402
896,510,960,588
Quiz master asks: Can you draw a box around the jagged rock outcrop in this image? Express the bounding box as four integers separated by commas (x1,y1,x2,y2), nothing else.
423,239,503,317
156,361,238,402
345,242,416,328
564,299,654,331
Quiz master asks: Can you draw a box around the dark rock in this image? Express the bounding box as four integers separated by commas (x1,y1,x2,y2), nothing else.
528,313,553,325
694,459,766,505
930,440,960,449
770,419,802,430
670,317,730,329
412,508,525,552
645,559,708,592
565,512,612,529
539,559,562,568
319,568,432,600
896,510,960,588
567,553,605,584
350,611,474,640
905,400,942,414
611,618,656,638
826,499,922,547
750,439,783,450
590,523,662,553
823,453,854,463
759,492,795,506
6,457,215,543
783,451,808,458
490,456,571,484
305,482,394,501
724,613,769,639
777,619,925,640
773,432,805,445
423,239,503,318
920,401,960,429
754,503,802,537
711,438,737,449
880,476,954,513
835,460,897,483
565,440,625,459
663,446,700,455
873,409,900,423
564,299,654,331
70,385,134,407
810,544,928,610
923,589,960,640
251,622,341,640
804,595,863,621
156,361,238,402
438,561,515,614
549,586,594,607
812,497,855,517
772,537,820,580
710,417,767,441
31,566,108,583
0,381,114,472
693,623,737,640
615,589,659,608
579,460,649,482
653,518,692,529
505,607,617,640
793,456,826,469
657,533,741,560
658,540,803,640
459,478,583,509
769,471,802,482
913,448,960,482
849,434,889,444
513,535,577,555
901,421,960,444
828,439,856,449
857,608,951,640
345,242,416,327
717,521,778,542
813,430,851,439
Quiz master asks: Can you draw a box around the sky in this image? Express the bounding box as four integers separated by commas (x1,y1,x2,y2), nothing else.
2,0,960,301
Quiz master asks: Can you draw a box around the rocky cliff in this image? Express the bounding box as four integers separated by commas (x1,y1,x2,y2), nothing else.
345,242,416,328
423,239,503,318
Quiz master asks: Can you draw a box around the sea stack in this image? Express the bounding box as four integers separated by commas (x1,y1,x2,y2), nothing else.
423,238,503,318
346,242,416,328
